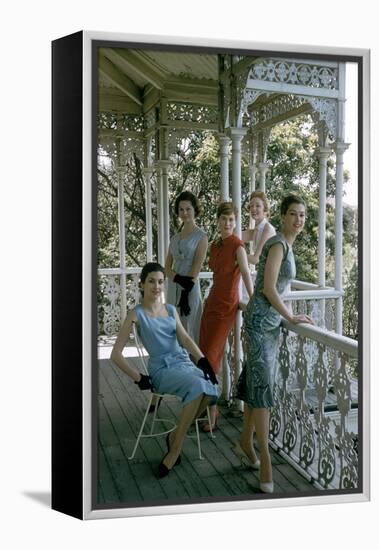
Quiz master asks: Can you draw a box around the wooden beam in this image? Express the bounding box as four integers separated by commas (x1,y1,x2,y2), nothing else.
98,129,144,139
166,76,218,91
163,84,217,105
143,87,160,113
102,48,165,90
164,76,217,103
98,91,142,114
246,77,339,99
99,55,142,106
250,103,312,131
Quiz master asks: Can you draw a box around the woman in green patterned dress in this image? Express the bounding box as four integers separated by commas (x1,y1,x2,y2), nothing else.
234,194,314,493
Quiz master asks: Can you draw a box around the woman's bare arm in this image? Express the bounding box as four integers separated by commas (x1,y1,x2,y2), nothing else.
236,245,254,298
242,228,255,243
175,310,204,362
262,244,313,325
248,223,273,265
165,250,176,280
188,235,208,279
110,309,143,381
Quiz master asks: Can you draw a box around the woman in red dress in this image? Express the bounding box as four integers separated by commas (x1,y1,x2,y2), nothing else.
199,202,253,430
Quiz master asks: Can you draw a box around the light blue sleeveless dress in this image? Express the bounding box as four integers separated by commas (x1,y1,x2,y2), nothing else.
135,304,218,405
166,228,207,344
236,234,296,408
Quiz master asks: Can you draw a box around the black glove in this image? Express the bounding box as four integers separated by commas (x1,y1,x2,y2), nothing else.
174,274,194,292
197,357,218,385
135,374,153,390
177,289,191,316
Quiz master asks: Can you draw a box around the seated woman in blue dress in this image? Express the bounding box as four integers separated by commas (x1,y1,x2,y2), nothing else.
111,262,218,478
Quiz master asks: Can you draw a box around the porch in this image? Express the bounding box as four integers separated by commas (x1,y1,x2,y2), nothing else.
96,47,359,501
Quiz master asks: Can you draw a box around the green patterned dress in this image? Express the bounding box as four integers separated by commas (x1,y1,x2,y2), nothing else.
236,233,296,408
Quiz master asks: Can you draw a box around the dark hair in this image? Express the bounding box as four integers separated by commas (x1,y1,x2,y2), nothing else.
280,194,306,216
140,262,165,285
174,191,201,217
217,201,238,219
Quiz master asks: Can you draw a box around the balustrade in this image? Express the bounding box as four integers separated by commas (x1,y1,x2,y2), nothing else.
268,320,358,489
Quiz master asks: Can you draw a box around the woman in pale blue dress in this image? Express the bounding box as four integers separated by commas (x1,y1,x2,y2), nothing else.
166,191,208,344
111,263,217,479
234,195,314,493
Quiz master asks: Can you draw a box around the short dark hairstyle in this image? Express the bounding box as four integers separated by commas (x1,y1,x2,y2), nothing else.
280,194,306,216
140,262,165,285
217,201,238,219
174,191,201,217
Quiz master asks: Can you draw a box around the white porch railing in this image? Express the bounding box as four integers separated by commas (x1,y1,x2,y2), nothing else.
266,320,358,490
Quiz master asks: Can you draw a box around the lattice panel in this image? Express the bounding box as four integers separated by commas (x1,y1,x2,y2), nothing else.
167,102,218,125
249,59,338,90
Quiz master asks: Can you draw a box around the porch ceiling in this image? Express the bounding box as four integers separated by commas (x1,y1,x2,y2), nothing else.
97,48,334,137
99,47,220,113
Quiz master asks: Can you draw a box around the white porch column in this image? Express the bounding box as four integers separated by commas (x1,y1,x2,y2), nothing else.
258,161,270,192
143,136,154,263
229,127,247,404
230,127,247,235
142,167,154,262
219,133,230,200
249,163,258,195
156,124,171,265
333,141,349,334
317,146,330,328
157,159,171,262
155,163,165,266
116,140,127,323
317,147,331,288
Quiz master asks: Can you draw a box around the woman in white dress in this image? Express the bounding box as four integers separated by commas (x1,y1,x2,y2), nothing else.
242,191,276,296
165,191,208,344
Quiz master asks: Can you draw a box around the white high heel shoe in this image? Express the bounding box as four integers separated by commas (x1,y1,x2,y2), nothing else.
232,442,260,470
260,481,274,493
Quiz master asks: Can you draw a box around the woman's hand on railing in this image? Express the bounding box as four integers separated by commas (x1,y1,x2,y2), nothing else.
290,313,315,325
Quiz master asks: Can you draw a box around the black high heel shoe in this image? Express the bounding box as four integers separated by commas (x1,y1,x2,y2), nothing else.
148,396,162,414
166,433,181,466
157,454,172,478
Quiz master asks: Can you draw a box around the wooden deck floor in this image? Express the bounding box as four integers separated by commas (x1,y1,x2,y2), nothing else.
97,357,320,507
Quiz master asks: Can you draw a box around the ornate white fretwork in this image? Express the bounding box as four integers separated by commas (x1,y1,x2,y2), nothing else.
98,272,141,336
98,112,144,133
100,275,121,336
249,59,338,90
268,323,358,490
302,97,337,141
144,109,156,130
240,90,263,116
250,94,309,128
167,102,218,125
98,137,145,164
98,112,146,162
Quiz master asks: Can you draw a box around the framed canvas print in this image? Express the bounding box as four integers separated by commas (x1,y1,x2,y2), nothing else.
52,30,370,520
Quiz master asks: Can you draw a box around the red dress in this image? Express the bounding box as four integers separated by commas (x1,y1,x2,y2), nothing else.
199,234,244,374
